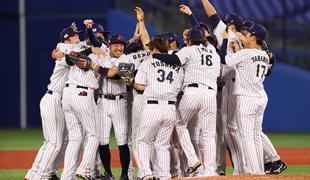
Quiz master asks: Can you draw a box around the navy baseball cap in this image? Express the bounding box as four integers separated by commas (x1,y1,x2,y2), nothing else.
109,34,127,45
59,22,82,42
92,23,109,34
187,27,205,40
165,32,178,43
247,23,267,40
124,40,143,54
224,14,243,30
242,20,254,30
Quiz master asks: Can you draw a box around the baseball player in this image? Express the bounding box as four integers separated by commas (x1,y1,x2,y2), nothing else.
221,22,269,174
201,0,245,174
24,23,85,180
153,27,221,176
134,36,184,180
59,23,109,179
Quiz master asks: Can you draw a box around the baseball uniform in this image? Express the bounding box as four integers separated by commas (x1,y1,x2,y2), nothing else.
25,42,83,180
212,19,245,175
61,48,103,179
175,42,220,176
225,48,269,174
135,58,184,180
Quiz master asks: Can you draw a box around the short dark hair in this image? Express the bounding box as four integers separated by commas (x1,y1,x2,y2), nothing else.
189,38,207,46
149,37,169,53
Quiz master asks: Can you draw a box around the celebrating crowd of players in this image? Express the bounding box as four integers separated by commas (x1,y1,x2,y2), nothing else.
25,1,287,180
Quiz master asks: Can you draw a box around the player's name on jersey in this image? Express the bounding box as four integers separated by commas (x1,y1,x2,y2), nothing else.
197,46,214,54
252,55,269,63
151,61,181,73
133,52,150,60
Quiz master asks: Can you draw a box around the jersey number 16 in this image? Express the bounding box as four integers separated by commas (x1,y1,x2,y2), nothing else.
201,54,213,66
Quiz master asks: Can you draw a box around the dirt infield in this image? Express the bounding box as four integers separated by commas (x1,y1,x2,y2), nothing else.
174,175,310,180
0,148,310,169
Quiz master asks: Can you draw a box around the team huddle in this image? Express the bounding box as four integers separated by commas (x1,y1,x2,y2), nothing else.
25,1,288,180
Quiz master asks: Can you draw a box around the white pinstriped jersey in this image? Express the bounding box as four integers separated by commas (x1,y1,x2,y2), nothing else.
213,20,244,80
47,57,70,93
66,53,106,89
176,43,220,90
99,51,151,95
47,43,87,93
225,49,270,97
135,58,184,101
100,43,110,54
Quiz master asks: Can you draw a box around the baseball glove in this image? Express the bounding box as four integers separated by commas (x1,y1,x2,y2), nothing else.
67,51,92,70
117,63,135,85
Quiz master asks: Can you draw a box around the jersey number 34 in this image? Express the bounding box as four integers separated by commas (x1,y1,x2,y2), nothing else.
157,69,174,84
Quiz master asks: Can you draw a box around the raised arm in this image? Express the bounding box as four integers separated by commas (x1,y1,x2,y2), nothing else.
201,0,217,17
179,5,199,27
83,19,102,47
135,7,150,50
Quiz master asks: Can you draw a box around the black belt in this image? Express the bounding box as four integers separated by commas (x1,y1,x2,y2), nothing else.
232,78,235,82
147,100,176,105
99,94,125,100
187,83,213,90
47,90,53,95
65,83,88,90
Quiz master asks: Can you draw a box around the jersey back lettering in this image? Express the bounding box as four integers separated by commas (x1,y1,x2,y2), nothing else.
135,58,184,101
176,43,220,89
226,49,270,97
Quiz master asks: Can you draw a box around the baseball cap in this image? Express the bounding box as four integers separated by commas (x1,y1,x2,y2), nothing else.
241,20,254,30
187,27,205,40
109,34,127,45
92,23,110,34
59,22,82,42
124,40,143,54
224,14,243,30
247,23,267,40
165,32,178,43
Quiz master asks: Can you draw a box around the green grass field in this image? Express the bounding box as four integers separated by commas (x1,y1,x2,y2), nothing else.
0,129,310,179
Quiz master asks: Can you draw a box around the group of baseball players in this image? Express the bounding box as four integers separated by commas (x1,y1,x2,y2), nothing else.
25,1,288,180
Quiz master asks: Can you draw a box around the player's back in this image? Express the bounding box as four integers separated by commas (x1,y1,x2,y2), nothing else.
176,43,220,90
142,58,184,101
230,49,270,97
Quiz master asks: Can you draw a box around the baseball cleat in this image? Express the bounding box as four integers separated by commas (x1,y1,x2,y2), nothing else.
76,173,95,180
119,175,129,180
271,160,288,174
264,162,273,174
103,173,115,180
185,162,202,176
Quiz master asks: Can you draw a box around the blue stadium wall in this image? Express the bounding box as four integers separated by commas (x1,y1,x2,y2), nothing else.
1,1,309,132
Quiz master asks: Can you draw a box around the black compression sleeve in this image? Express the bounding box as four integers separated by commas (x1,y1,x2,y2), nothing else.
87,28,102,47
80,48,92,56
152,54,181,66
220,39,228,64
208,14,221,32
189,14,199,27
98,67,109,76
108,75,121,80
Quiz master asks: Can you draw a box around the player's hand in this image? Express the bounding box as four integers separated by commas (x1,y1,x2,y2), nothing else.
51,49,64,60
83,19,93,29
134,7,144,22
179,5,192,16
108,66,118,77
229,41,240,53
91,46,106,58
